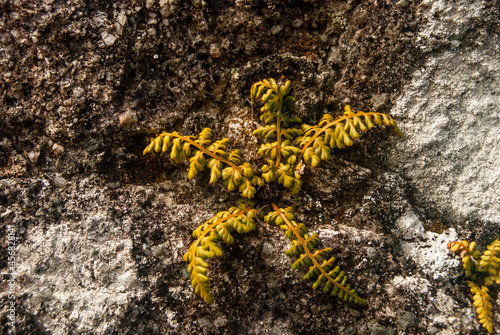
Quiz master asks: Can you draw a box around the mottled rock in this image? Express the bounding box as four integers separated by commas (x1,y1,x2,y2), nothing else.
388,0,500,224
0,1,498,334
397,311,416,328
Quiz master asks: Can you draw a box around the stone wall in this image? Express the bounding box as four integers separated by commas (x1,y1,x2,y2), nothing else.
1,0,498,334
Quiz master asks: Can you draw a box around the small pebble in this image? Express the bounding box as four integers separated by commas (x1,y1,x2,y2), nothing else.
101,32,117,46
52,143,65,157
397,311,417,328
213,316,227,328
53,174,67,188
209,43,222,58
270,25,283,35
396,0,409,8
366,247,379,260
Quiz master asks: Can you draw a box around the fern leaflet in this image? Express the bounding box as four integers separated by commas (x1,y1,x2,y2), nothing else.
479,238,500,285
448,240,481,277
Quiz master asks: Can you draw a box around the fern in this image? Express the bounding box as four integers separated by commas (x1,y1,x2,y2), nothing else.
182,200,257,304
449,237,500,333
144,78,403,306
143,128,264,199
265,204,367,306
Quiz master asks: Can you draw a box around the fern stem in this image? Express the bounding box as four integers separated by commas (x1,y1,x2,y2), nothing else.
271,204,365,303
275,114,283,166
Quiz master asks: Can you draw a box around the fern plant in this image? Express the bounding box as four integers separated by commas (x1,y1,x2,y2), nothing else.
143,78,402,306
448,237,500,333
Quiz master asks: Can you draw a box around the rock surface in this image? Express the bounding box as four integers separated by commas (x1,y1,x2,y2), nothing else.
388,0,500,224
0,0,499,334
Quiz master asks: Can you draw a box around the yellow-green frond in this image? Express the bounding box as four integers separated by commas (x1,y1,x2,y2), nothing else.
184,203,257,304
480,238,500,284
265,204,367,306
143,129,258,198
468,281,493,333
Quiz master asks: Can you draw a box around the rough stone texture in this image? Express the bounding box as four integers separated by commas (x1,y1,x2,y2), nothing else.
388,0,500,224
0,0,499,334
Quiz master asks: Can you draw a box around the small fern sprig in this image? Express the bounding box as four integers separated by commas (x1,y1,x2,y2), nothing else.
265,204,367,306
183,200,257,304
143,128,264,198
448,240,481,277
449,237,500,333
468,281,494,334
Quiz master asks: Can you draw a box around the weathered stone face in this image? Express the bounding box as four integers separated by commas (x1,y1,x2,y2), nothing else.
0,0,499,334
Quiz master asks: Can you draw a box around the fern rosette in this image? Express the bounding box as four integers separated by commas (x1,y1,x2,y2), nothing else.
145,78,403,307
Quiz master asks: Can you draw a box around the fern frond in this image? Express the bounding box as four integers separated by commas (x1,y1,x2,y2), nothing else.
183,200,257,304
252,79,302,166
468,281,494,333
449,237,500,333
295,105,403,171
480,238,500,285
264,204,367,306
448,240,481,277
251,79,305,193
143,128,263,198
